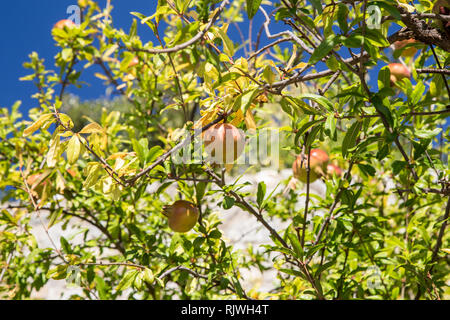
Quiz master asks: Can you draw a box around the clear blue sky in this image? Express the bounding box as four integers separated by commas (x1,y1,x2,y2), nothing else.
0,0,292,116
0,1,158,114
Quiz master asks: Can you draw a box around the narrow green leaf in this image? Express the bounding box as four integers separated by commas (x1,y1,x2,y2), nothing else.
342,121,362,158
297,93,334,113
308,35,341,65
257,182,266,208
246,0,263,19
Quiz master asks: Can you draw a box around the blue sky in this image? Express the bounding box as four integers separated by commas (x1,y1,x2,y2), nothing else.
1,1,158,114
0,1,291,116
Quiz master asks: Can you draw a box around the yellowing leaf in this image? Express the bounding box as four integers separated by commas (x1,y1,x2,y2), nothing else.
102,44,119,60
79,122,104,134
262,66,276,85
194,108,218,129
66,134,81,164
230,109,244,127
107,152,134,160
245,109,256,131
287,62,308,73
58,113,74,129
55,170,66,193
95,72,109,81
23,114,54,137
46,137,60,168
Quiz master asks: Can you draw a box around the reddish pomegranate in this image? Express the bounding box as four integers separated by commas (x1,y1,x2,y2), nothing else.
327,163,343,177
292,149,329,183
162,200,199,233
128,57,139,68
203,123,245,164
388,63,411,86
53,19,76,30
393,39,418,57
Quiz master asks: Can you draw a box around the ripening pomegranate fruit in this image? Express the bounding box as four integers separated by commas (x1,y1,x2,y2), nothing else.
128,57,139,68
162,200,199,233
292,149,329,183
203,123,245,164
327,163,343,177
53,19,76,30
393,39,418,57
52,19,76,41
388,63,411,86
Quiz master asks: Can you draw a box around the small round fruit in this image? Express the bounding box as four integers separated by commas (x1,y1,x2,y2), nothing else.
292,149,329,183
393,39,418,57
128,56,139,68
203,123,245,164
162,200,199,233
388,63,411,85
327,163,343,177
52,19,76,41
53,19,76,30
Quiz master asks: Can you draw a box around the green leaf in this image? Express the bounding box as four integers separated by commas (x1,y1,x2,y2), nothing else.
279,268,307,280
59,113,74,129
287,229,303,259
245,0,263,19
337,4,349,33
46,265,68,280
84,163,102,189
357,163,376,177
233,88,260,113
256,182,266,208
61,48,73,61
310,0,323,14
213,72,241,89
212,27,235,57
297,93,334,113
147,145,164,163
284,96,320,115
60,236,72,254
308,35,341,65
370,1,401,20
116,270,139,292
129,18,137,37
410,81,425,105
325,114,336,139
372,94,394,129
79,122,104,134
223,196,235,209
378,66,391,90
295,119,323,146
142,268,154,284
414,128,442,139
66,134,81,164
342,121,362,158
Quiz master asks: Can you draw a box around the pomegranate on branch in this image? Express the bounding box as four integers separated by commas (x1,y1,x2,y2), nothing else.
203,123,245,165
292,149,329,183
162,200,199,233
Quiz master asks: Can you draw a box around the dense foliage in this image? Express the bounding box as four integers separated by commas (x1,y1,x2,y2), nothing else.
1,0,449,300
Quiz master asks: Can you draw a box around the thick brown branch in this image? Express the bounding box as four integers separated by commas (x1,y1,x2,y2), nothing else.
389,6,450,52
